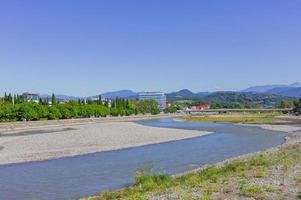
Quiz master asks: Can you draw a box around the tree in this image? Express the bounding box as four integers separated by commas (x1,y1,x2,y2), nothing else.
18,103,39,121
293,99,301,115
98,95,102,105
8,93,13,104
51,93,56,105
136,99,160,114
280,100,294,108
48,106,62,120
4,92,8,102
164,106,178,113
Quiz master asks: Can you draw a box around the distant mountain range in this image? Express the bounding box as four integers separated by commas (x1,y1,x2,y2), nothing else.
40,94,82,101
242,82,301,97
99,90,137,99
40,90,138,101
166,89,210,99
36,82,301,102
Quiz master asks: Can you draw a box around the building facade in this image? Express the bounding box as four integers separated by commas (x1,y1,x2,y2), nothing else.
138,92,166,110
22,93,40,103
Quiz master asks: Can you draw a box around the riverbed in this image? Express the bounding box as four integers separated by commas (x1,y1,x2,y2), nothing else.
0,118,287,200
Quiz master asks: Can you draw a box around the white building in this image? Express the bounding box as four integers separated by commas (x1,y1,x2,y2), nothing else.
22,93,39,103
138,92,166,110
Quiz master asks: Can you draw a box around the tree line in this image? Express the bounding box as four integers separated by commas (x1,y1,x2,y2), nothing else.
293,99,301,115
0,93,162,122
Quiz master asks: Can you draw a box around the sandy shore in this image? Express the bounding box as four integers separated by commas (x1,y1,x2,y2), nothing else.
242,124,301,133
0,113,185,132
0,121,210,165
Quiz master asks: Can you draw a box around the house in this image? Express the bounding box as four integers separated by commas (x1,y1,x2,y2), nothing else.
22,93,40,103
191,104,210,111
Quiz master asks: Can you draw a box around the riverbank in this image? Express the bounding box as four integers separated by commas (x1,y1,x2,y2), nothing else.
180,114,301,133
0,113,185,132
181,113,301,124
84,133,301,200
181,113,283,124
0,120,210,165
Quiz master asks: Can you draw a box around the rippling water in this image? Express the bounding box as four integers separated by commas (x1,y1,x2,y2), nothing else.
0,119,286,200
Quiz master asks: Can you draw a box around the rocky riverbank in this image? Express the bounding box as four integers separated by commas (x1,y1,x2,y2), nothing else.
0,120,210,165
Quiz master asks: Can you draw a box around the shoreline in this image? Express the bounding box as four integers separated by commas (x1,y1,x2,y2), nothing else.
0,121,211,165
0,113,186,133
84,132,301,200
82,119,301,199
175,132,299,178
176,114,301,133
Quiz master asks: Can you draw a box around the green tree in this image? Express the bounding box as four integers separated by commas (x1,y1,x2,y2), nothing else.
48,106,62,120
8,93,13,104
164,106,178,113
51,93,56,105
18,103,39,121
4,92,8,102
136,99,160,114
293,99,301,115
280,100,294,108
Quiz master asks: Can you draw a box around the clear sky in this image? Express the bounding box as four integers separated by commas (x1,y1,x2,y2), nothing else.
0,0,300,96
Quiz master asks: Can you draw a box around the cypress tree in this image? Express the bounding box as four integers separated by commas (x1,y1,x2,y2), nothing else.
51,93,56,105
98,95,102,105
8,93,13,103
4,92,7,102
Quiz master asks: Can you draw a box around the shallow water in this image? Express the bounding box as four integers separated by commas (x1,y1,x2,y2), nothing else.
0,119,287,200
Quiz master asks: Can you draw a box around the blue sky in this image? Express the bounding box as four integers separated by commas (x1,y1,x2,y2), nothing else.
0,0,300,96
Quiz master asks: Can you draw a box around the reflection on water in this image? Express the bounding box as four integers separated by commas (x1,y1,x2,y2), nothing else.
0,118,286,200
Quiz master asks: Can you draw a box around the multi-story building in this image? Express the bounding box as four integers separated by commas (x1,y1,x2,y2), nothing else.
138,92,166,110
22,92,40,103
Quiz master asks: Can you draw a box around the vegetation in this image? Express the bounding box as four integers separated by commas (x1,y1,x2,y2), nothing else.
136,99,161,115
293,98,301,115
86,135,301,200
0,93,161,122
164,106,178,114
170,92,296,108
182,113,281,124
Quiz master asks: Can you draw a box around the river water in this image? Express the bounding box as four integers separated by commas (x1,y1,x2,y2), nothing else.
0,118,287,200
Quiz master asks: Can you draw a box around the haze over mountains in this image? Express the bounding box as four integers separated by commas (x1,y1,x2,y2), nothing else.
37,82,301,101
241,82,301,97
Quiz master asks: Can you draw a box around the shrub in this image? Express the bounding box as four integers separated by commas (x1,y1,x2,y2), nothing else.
240,183,263,197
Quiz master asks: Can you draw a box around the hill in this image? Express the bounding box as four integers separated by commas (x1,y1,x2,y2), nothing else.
203,92,294,107
100,90,137,99
242,82,301,97
166,89,210,101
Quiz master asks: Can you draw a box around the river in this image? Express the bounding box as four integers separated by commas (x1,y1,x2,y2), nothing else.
0,118,287,200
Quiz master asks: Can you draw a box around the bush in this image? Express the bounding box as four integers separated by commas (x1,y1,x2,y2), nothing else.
164,106,178,113
134,174,173,191
240,183,263,197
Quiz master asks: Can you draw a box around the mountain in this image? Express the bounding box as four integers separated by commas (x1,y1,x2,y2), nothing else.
266,87,301,98
166,89,211,101
242,84,286,93
242,82,301,97
100,90,138,99
290,82,301,88
196,92,211,97
40,90,138,101
167,89,195,98
203,92,295,107
40,94,81,100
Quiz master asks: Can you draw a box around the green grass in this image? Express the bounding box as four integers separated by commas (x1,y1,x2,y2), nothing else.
265,185,276,193
240,183,263,197
87,139,301,200
134,174,173,192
